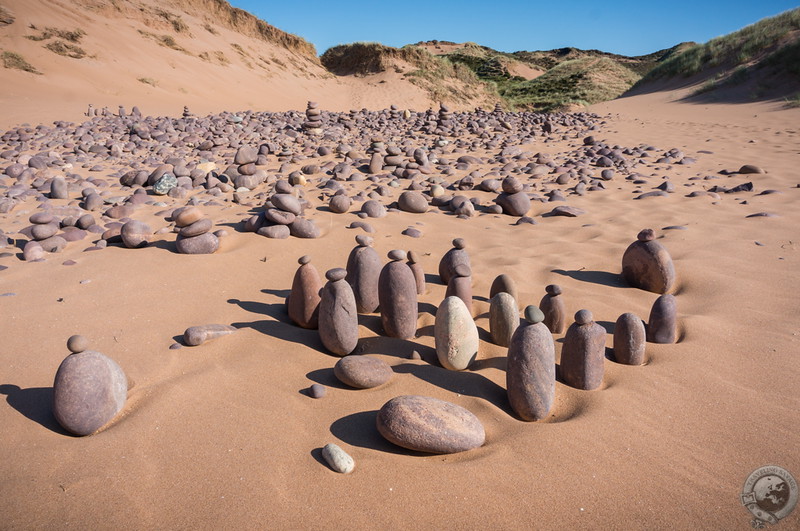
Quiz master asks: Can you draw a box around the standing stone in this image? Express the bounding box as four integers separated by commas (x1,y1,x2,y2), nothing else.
318,268,359,356
489,291,519,347
407,250,425,295
445,264,473,315
53,338,127,436
621,229,676,294
376,395,485,454
438,238,469,285
560,310,606,390
613,312,646,365
489,273,518,302
50,177,68,199
435,295,479,371
287,255,322,329
345,235,381,313
378,250,418,339
507,306,556,421
539,284,566,334
647,294,677,344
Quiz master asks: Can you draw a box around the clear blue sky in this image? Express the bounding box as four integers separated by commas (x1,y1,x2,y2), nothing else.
228,0,798,56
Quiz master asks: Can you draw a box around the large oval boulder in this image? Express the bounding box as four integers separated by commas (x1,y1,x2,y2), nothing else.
376,395,485,454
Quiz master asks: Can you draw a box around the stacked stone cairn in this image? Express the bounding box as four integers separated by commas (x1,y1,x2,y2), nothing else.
24,212,65,259
287,255,322,329
378,250,418,339
560,310,606,390
318,268,359,356
174,206,220,254
53,335,128,436
539,284,566,334
302,101,323,134
506,306,556,421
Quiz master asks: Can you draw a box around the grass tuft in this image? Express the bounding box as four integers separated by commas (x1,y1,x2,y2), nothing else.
44,40,87,59
2,50,41,74
137,77,157,86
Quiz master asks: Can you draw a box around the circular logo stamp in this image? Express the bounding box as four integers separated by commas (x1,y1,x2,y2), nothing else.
741,466,797,528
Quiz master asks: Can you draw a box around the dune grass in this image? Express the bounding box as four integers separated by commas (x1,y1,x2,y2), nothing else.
637,7,800,84
26,26,85,43
137,77,157,86
44,40,87,59
2,51,41,74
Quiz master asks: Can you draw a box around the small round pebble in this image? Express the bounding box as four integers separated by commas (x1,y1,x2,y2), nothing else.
407,250,419,264
326,268,347,282
67,335,89,354
310,384,326,398
575,309,593,325
637,228,655,242
169,343,183,350
388,249,406,261
355,234,373,246
524,305,545,324
298,255,311,265
322,443,355,474
545,284,562,296
453,238,466,249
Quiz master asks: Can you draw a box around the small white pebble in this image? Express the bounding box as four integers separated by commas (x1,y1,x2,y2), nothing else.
322,443,355,474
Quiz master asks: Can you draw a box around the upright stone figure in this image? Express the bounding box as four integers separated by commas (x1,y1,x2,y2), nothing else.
378,250,418,339
345,235,381,313
507,306,556,421
435,296,479,370
489,273,518,303
287,255,322,329
489,291,519,347
407,250,426,295
53,336,128,436
445,264,473,314
318,268,359,356
647,294,677,344
539,284,566,334
560,310,606,390
613,312,646,365
438,238,470,285
621,228,676,294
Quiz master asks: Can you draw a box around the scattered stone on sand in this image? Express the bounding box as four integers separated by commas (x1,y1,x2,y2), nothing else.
53,338,127,436
621,228,676,294
613,312,646,365
398,191,428,213
183,324,237,346
435,295,479,371
287,255,322,329
318,268,359,356
560,310,606,390
309,383,326,398
376,395,485,454
647,294,677,344
321,442,354,474
333,355,393,389
120,220,152,249
507,305,556,421
546,205,586,217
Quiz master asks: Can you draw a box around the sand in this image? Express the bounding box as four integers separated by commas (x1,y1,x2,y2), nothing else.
1,2,800,530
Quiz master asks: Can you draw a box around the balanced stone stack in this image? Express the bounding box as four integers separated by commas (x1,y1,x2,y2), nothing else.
621,228,676,294
53,335,128,436
507,306,556,421
378,250,418,339
233,145,263,190
25,212,66,257
389,104,401,120
174,206,219,254
288,255,322,329
539,284,566,334
302,101,323,135
445,264,473,315
318,268,359,356
384,145,404,169
495,175,530,217
438,103,453,129
439,238,470,285
345,235,381,313
258,192,320,239
560,310,606,390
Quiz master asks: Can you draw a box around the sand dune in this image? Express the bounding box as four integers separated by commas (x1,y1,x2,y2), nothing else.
1,2,799,530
